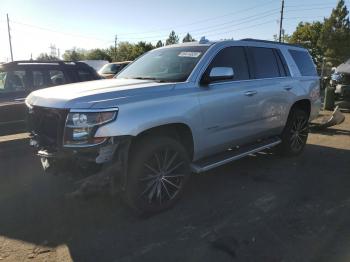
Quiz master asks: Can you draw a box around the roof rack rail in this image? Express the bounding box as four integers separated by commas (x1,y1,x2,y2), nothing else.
2,60,89,67
240,38,303,48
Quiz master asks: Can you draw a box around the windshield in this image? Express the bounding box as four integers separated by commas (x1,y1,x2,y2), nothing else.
100,64,120,74
117,46,209,82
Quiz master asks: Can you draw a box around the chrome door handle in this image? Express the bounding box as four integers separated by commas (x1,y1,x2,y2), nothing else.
284,86,293,91
244,91,258,96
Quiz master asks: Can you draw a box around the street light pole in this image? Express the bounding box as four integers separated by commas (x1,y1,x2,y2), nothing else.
114,34,118,61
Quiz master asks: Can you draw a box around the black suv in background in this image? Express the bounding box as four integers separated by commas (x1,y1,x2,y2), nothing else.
0,61,100,135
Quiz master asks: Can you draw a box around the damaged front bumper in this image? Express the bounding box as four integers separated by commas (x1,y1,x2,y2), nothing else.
30,135,131,177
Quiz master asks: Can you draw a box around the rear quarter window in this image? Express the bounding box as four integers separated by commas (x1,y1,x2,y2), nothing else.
49,70,66,86
289,50,318,76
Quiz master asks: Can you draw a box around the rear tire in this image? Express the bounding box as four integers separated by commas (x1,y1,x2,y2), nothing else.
277,108,309,156
122,136,191,215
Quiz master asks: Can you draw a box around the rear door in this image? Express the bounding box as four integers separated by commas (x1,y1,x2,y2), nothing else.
245,46,293,136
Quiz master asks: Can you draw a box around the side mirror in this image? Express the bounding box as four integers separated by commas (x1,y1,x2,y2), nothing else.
201,67,234,85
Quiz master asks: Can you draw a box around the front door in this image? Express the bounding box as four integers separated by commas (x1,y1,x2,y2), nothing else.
197,46,263,156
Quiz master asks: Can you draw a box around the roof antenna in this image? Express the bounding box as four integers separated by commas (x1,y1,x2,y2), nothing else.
199,36,209,44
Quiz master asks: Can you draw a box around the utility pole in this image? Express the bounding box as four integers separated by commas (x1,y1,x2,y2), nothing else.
7,14,14,61
114,34,118,61
279,0,285,43
49,44,57,57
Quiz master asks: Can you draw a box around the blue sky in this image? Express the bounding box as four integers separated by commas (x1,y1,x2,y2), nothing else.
0,0,345,61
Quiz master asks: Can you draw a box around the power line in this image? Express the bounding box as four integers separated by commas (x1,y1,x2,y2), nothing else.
117,0,281,36
0,2,339,57
204,19,277,38
117,5,334,42
9,20,110,43
1,4,336,47
285,6,336,11
113,3,336,39
190,11,280,36
284,16,326,20
285,4,335,8
118,9,281,41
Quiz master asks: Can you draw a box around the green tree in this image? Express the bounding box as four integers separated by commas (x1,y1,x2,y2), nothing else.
130,42,154,60
286,0,350,68
115,42,137,61
156,40,164,48
85,48,111,61
182,33,195,43
108,41,154,61
165,30,179,45
36,53,59,61
319,0,350,66
62,48,86,61
287,21,324,65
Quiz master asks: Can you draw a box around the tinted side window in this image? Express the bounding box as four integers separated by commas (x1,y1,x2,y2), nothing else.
248,47,280,79
33,71,46,89
110,64,121,74
274,50,290,77
208,46,250,81
0,71,8,92
289,50,317,76
49,70,66,86
1,70,28,92
78,70,94,82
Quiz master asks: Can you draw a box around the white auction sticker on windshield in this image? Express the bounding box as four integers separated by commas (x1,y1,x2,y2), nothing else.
178,52,201,58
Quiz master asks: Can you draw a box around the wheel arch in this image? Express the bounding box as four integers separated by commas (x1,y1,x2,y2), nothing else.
130,123,195,160
290,99,311,119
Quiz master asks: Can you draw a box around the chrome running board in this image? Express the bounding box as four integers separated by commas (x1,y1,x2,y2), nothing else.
191,137,281,173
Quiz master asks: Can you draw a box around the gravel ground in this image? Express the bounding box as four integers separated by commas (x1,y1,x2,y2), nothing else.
0,112,350,262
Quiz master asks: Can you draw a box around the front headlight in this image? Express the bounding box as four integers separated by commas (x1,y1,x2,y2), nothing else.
63,109,118,147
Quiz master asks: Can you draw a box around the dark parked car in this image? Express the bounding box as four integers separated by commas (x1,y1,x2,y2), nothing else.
98,61,131,79
0,61,100,135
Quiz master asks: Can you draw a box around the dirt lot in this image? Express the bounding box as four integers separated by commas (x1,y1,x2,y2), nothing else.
0,112,350,262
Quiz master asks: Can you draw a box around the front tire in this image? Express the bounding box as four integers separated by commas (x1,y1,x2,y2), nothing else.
123,136,191,215
278,108,309,156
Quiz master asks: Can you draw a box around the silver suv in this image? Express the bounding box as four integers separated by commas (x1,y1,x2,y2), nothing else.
26,39,321,214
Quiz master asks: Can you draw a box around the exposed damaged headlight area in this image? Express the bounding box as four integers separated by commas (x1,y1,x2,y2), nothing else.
63,108,118,147
27,106,122,174
27,106,69,149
